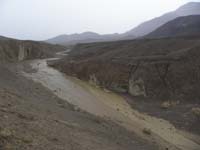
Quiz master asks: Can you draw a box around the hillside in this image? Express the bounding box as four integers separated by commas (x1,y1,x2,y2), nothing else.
124,2,200,37
146,15,200,38
50,37,200,101
0,37,65,63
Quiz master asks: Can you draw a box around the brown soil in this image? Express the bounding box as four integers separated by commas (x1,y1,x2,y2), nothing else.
0,65,157,150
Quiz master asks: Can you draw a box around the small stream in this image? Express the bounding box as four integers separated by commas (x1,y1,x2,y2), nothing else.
19,50,200,150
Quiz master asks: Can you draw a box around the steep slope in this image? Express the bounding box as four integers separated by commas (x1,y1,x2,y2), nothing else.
125,2,200,37
0,37,65,63
146,15,200,38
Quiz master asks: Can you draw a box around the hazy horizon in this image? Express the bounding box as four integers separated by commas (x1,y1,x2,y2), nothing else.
1,0,200,40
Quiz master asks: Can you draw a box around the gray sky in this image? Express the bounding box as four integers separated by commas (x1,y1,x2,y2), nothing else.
0,0,199,40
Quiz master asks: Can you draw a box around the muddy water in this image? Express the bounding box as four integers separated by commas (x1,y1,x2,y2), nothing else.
21,57,200,150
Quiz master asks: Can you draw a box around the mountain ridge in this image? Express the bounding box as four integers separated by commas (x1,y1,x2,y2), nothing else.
125,2,200,37
46,31,123,45
46,2,200,45
146,15,200,38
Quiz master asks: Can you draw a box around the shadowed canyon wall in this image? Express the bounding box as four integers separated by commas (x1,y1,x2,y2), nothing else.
50,38,200,101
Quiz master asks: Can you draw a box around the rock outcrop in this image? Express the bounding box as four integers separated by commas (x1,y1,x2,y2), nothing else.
0,38,65,63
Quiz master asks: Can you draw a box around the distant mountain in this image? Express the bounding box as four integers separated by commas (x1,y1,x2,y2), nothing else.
46,32,122,46
146,15,200,38
124,2,200,37
46,2,200,45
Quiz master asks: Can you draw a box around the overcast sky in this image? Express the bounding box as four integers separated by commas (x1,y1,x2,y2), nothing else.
0,0,199,40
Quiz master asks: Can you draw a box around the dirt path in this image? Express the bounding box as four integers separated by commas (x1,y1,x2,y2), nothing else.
18,59,200,150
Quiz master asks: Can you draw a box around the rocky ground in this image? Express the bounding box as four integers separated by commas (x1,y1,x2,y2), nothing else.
0,65,158,150
1,36,200,150
49,37,200,137
123,94,200,135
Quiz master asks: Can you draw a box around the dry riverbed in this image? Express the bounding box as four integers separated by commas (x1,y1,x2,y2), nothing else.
0,63,158,150
9,59,200,150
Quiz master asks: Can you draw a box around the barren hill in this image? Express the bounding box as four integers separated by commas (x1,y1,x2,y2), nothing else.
50,37,200,101
146,15,200,38
124,2,200,37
